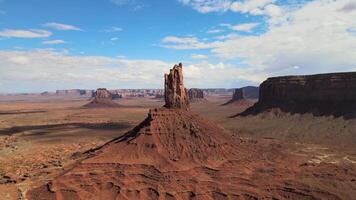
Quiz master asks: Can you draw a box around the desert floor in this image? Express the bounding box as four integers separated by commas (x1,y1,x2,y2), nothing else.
0,95,355,199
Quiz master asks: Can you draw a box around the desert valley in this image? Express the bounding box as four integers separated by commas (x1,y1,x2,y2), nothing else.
0,64,355,199
1,0,356,199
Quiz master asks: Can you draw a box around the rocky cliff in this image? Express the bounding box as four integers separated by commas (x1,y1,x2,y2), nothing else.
188,88,205,101
223,86,259,105
241,72,356,118
164,63,189,109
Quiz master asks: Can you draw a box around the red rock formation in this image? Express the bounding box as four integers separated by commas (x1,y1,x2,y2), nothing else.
83,88,120,108
188,88,205,102
241,72,356,118
26,67,356,200
223,86,259,106
164,63,189,109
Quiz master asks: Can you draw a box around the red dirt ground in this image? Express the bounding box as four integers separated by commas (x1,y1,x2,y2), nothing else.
27,107,356,200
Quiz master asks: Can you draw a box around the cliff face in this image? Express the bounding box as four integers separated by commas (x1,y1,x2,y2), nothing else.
242,72,356,118
188,88,204,101
164,63,189,109
223,86,259,105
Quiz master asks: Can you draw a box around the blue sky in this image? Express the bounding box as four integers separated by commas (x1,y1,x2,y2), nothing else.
0,0,356,92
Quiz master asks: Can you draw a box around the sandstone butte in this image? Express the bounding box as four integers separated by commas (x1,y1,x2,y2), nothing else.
83,88,120,108
188,88,205,102
223,86,259,106
241,72,356,118
164,63,189,109
27,65,356,200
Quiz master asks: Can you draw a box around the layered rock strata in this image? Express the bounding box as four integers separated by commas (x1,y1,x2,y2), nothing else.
242,72,356,118
164,63,189,109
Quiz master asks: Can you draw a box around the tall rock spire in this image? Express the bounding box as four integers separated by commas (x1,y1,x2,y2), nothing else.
164,63,189,109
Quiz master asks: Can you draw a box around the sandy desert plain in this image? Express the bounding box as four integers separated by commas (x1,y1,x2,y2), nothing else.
0,89,355,199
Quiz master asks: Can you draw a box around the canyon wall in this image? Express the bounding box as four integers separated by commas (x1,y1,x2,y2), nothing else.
242,72,356,118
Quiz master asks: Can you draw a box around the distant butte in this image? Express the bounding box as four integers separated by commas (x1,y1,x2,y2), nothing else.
188,88,206,102
223,86,259,106
83,88,120,108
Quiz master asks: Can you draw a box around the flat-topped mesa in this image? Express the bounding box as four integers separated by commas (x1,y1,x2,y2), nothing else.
83,88,120,108
241,72,356,118
164,63,190,109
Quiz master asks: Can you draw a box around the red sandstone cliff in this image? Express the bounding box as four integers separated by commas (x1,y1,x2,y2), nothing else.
241,72,356,118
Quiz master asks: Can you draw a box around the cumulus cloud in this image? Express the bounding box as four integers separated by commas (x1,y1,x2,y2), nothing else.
0,29,52,38
191,54,208,60
161,36,220,50
42,40,66,45
102,26,123,32
178,0,280,16
213,0,356,76
230,0,275,13
171,0,356,78
43,22,83,31
0,49,260,92
178,0,231,13
231,23,259,32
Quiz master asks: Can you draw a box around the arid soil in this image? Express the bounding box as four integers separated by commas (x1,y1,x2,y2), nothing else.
0,95,355,199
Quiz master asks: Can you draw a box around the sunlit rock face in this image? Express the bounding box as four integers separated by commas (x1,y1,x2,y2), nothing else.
164,63,189,109
244,72,356,118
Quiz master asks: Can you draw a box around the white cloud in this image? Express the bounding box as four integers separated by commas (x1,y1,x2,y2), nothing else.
0,49,259,92
178,0,232,13
161,36,222,50
42,40,66,45
212,0,356,76
110,0,132,5
0,29,52,38
43,22,82,31
169,0,356,79
102,26,123,32
191,54,208,60
207,28,224,34
230,0,275,13
111,37,119,41
231,23,259,32
178,0,279,15
162,36,198,44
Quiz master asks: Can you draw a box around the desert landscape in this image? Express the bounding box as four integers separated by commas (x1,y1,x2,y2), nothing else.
1,0,356,199
0,64,355,199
